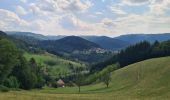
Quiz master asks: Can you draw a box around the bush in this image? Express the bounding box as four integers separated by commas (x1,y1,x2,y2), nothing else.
65,81,74,87
51,81,58,88
35,75,45,89
44,60,58,66
0,85,10,92
4,76,20,88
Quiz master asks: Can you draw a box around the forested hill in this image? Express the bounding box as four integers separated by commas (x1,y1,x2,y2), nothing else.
58,36,101,50
82,36,130,50
115,33,170,44
39,36,101,53
38,36,110,63
6,31,65,40
7,31,170,51
0,31,7,37
0,31,86,91
2,31,112,63
90,40,170,72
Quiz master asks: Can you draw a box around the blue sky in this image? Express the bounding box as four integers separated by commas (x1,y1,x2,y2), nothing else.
0,0,170,37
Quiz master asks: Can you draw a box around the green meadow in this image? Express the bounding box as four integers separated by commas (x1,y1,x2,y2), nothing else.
1,57,170,100
24,53,85,78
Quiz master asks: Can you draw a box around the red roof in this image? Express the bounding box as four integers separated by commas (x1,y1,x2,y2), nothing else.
57,79,65,85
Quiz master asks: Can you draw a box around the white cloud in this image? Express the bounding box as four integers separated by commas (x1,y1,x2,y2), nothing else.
56,0,93,12
149,0,170,15
101,18,115,27
1,0,170,37
16,6,27,15
28,0,93,16
110,6,127,15
110,14,170,35
29,3,48,16
122,0,149,6
0,9,29,31
0,9,52,33
58,14,93,31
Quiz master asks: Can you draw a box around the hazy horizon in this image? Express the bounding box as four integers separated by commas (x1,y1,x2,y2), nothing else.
1,0,170,36
6,30,170,38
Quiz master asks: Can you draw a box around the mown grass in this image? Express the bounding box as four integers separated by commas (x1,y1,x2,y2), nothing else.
1,57,170,100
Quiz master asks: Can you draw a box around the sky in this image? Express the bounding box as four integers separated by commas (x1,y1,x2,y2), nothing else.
0,0,170,37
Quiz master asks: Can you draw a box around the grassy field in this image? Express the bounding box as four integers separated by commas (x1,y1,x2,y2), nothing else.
24,53,85,77
1,57,170,100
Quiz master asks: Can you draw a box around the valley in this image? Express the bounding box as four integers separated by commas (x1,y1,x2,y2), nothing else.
1,1,170,99
1,31,170,100
0,31,170,100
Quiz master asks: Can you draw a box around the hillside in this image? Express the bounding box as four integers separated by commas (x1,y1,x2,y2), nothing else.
6,31,47,40
38,36,112,63
46,56,170,93
2,57,170,100
0,31,7,37
41,56,170,99
0,31,32,50
24,53,85,78
6,31,170,51
6,31,65,40
115,33,170,44
94,56,170,98
82,36,130,50
39,36,101,53
3,31,112,63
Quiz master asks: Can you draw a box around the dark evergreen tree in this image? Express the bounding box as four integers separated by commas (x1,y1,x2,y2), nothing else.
0,39,19,84
11,56,37,90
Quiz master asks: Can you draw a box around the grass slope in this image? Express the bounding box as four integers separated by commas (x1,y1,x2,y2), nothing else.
2,57,170,100
24,52,85,77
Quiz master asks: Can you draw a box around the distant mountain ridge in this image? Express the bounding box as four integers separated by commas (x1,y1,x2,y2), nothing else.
39,36,101,53
82,36,130,50
5,31,130,50
38,36,111,63
6,31,65,40
115,33,170,44
5,31,170,50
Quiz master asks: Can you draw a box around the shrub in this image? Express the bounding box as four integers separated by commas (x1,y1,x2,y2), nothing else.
51,81,58,88
44,60,58,66
4,76,20,89
0,85,10,92
35,75,45,89
65,81,74,87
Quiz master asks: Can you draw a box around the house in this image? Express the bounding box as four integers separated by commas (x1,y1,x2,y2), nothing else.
57,79,65,87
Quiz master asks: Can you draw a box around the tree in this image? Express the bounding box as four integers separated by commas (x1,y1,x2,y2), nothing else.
0,39,19,84
100,64,119,88
29,58,37,72
29,58,45,88
11,56,37,90
73,67,84,93
3,76,20,89
75,73,84,93
102,73,111,88
118,41,151,67
34,65,45,89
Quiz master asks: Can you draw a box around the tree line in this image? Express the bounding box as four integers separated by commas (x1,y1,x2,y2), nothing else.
0,38,46,91
90,40,170,73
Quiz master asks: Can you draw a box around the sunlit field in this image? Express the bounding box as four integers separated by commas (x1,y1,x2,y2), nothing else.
1,57,170,100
